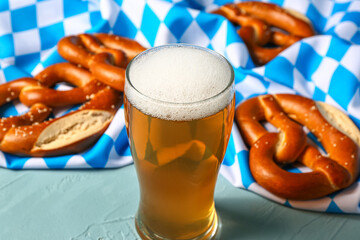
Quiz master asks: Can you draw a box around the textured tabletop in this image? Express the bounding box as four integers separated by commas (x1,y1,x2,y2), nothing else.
0,164,359,240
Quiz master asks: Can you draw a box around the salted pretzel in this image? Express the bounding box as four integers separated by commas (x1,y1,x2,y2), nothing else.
1,87,121,156
235,94,359,200
213,2,315,65
0,63,118,156
57,33,146,91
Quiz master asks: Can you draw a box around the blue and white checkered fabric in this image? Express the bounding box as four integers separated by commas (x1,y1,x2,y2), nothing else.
0,0,359,214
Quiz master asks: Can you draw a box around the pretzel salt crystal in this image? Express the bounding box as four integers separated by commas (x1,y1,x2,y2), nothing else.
235,94,359,200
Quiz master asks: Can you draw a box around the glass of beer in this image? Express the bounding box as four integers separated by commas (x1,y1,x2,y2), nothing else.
124,44,235,240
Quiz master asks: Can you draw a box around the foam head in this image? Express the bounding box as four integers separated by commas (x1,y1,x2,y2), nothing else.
125,44,234,121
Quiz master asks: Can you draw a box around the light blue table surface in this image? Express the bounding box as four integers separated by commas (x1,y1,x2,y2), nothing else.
1,164,359,240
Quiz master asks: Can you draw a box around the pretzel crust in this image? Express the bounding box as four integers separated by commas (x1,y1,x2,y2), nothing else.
235,94,359,200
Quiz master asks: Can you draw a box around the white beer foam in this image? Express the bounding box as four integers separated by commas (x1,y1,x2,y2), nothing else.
125,44,234,121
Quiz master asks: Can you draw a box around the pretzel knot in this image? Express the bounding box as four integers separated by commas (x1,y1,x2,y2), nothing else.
235,94,359,200
0,62,121,157
58,33,146,91
213,2,315,65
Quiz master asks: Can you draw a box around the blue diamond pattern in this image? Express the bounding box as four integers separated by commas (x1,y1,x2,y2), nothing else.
265,56,294,88
140,4,160,47
10,5,37,32
312,86,327,101
113,10,137,39
295,42,323,79
196,12,223,39
63,0,88,18
328,65,358,108
39,23,65,50
14,52,40,74
0,34,14,58
0,1,8,12
326,37,350,61
164,6,193,40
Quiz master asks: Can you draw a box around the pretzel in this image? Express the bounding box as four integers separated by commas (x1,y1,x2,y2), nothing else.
0,63,118,157
0,87,121,157
213,2,315,65
235,94,359,200
58,33,146,91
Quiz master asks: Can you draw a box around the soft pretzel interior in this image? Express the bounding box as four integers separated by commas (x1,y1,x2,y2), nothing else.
34,110,113,151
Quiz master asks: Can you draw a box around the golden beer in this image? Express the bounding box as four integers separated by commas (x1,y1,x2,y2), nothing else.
124,44,235,239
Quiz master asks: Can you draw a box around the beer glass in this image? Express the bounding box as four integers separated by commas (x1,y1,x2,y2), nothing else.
124,44,235,240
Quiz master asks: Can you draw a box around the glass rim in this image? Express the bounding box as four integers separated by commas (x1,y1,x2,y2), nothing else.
125,43,235,107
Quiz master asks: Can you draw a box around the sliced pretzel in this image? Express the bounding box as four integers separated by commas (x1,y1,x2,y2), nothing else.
0,87,121,157
235,94,359,200
58,33,146,91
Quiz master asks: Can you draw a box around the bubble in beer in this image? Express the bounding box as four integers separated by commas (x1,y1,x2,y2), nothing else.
125,44,234,121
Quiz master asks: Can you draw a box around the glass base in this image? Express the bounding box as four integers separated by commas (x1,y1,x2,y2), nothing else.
135,211,221,240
